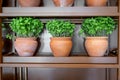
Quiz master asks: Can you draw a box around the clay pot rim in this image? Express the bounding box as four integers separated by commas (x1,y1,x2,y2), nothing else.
85,37,108,39
50,37,72,40
16,37,37,40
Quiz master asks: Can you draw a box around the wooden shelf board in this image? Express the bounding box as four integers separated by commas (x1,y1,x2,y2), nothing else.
3,56,117,64
0,63,118,68
0,7,119,17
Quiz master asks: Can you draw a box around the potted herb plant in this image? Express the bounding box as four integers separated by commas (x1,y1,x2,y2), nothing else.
79,16,116,56
9,17,44,56
46,19,75,57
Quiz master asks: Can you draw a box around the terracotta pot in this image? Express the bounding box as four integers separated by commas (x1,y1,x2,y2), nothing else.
52,0,74,7
14,38,38,56
18,0,41,7
85,37,108,57
50,37,72,57
86,0,107,6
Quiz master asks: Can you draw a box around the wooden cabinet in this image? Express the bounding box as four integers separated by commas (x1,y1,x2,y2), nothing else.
0,0,120,80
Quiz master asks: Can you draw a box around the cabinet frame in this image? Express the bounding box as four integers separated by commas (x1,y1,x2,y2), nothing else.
0,0,120,80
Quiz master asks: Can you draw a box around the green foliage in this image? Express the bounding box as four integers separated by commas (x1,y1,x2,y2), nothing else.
9,17,44,38
79,17,116,37
46,19,75,37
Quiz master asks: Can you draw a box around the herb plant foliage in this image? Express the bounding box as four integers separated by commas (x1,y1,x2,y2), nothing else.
9,17,44,38
46,19,75,37
79,17,116,37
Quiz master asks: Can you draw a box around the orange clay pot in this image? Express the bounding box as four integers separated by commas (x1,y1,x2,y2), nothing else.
85,37,108,57
18,0,41,7
52,0,74,7
14,38,38,56
86,0,107,6
50,37,72,57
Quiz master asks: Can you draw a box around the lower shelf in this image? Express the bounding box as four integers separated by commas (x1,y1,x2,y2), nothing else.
3,56,117,64
2,55,117,68
0,63,119,68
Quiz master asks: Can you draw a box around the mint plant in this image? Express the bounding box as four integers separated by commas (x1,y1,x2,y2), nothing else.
46,19,75,37
79,17,116,37
9,17,44,38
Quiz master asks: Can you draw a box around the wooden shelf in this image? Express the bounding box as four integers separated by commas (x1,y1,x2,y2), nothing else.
0,0,120,79
0,63,118,68
0,7,119,17
2,55,118,68
3,56,117,64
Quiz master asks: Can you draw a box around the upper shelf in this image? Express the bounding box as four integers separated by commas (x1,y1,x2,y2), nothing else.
0,7,119,17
